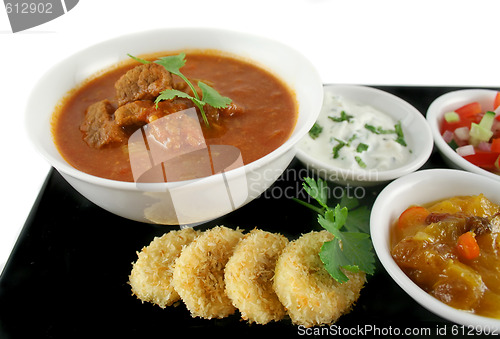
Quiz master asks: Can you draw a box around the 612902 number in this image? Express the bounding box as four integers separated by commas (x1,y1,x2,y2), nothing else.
451,324,499,336
5,2,53,14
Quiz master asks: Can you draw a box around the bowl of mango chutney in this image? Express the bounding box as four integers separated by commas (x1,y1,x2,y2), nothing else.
371,168,500,329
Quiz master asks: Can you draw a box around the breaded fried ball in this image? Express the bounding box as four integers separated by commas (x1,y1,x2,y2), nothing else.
224,229,289,324
129,227,200,308
273,230,366,327
172,226,244,319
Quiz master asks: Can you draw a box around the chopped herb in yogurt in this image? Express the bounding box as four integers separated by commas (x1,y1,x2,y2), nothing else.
309,122,323,140
300,92,411,171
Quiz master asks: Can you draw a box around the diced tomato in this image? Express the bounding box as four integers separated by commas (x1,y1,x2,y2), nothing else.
494,91,500,110
491,138,500,153
463,150,500,170
397,206,429,230
456,231,480,260
455,102,482,119
440,115,481,135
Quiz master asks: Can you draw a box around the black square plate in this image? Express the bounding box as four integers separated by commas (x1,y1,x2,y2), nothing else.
0,86,488,338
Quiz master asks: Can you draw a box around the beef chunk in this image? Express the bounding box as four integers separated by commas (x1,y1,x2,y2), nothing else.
115,63,172,106
80,99,126,148
115,99,193,128
466,215,493,236
114,100,155,127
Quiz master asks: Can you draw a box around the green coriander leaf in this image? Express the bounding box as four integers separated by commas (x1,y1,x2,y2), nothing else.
319,229,375,283
364,124,395,135
139,52,233,128
303,177,329,209
394,121,407,146
323,205,348,232
154,53,201,105
155,89,194,103
293,177,376,284
329,110,353,123
154,53,187,76
309,123,323,139
127,54,151,64
355,156,367,168
356,143,369,153
332,138,346,159
344,205,370,233
319,239,350,283
347,134,357,145
155,89,206,120
155,89,205,107
198,81,232,108
342,265,361,273
339,191,360,210
335,232,375,274
364,122,407,147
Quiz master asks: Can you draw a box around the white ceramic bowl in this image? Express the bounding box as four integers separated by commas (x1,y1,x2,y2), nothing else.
427,89,500,181
25,28,323,225
295,85,433,186
371,168,500,329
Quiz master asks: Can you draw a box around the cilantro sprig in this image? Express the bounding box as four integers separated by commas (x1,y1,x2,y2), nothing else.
294,177,375,283
128,53,232,127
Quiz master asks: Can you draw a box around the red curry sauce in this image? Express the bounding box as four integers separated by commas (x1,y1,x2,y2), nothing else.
52,51,297,182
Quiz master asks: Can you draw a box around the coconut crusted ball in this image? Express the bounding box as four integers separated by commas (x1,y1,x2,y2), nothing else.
129,227,200,308
273,230,366,327
224,229,289,324
172,226,244,319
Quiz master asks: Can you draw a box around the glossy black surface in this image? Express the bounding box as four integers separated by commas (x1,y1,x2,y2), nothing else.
1,86,496,338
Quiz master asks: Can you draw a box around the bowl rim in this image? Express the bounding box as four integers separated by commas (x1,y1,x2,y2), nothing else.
295,84,433,183
371,168,500,328
25,27,324,191
426,88,500,182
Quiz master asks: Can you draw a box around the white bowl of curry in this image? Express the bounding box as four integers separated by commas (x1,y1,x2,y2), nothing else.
25,28,323,225
371,169,500,329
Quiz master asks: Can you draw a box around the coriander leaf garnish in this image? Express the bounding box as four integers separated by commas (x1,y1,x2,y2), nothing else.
364,124,395,135
329,110,353,123
198,81,232,109
293,177,375,284
319,226,373,282
355,156,367,168
303,177,329,209
347,134,357,144
155,89,196,102
364,121,407,146
356,143,369,153
155,53,187,75
127,54,151,64
332,138,346,159
128,53,231,127
309,123,323,139
394,121,407,146
343,205,371,233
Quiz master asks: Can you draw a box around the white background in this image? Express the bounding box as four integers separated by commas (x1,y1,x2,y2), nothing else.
1,0,499,273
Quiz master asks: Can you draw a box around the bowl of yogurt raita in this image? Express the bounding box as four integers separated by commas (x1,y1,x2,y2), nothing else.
296,84,433,186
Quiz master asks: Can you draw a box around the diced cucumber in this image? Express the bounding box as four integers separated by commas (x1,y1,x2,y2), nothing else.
469,122,494,146
479,111,496,129
444,111,460,123
447,139,459,151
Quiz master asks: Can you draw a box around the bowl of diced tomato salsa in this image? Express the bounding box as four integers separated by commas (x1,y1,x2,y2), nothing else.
427,89,500,180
